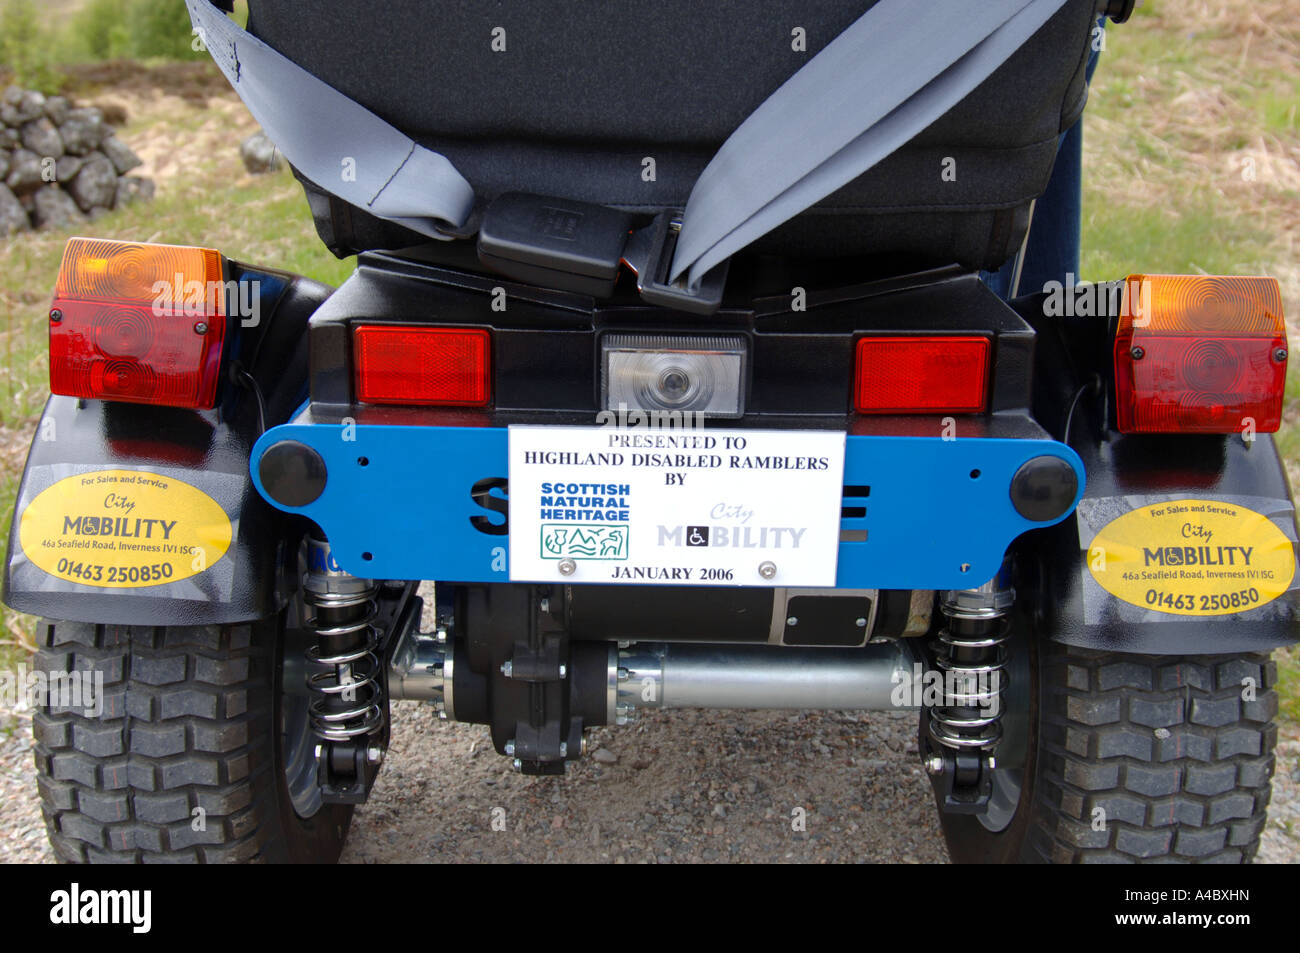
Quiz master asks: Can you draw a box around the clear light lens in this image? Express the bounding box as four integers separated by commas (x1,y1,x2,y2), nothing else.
602,334,746,417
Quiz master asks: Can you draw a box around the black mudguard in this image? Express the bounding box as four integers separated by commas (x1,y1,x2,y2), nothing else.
1017,291,1300,655
1029,431,1300,654
3,263,331,627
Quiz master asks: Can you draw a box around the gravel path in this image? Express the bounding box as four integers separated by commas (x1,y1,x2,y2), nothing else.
340,704,947,864
1,683,1296,864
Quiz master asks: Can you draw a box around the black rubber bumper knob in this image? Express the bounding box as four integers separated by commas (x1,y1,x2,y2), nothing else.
259,440,328,507
1009,455,1078,522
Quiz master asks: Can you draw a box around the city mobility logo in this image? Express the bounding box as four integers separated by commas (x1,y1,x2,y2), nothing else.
1143,545,1253,567
63,515,177,540
657,524,808,549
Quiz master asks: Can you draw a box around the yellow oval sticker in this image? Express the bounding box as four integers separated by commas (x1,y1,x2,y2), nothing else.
1087,499,1295,616
19,469,232,588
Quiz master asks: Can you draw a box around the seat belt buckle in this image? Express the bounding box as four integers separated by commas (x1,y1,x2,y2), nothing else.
477,193,728,314
477,192,635,299
622,210,729,316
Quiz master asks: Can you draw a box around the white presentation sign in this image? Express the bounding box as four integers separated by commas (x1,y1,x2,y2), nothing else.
507,426,846,587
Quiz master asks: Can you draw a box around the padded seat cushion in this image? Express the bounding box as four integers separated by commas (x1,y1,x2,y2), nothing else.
248,0,1100,268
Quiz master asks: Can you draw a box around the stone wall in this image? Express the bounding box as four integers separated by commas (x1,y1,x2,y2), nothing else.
0,86,156,236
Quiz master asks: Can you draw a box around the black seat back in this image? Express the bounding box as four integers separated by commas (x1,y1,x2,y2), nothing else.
249,1,1101,270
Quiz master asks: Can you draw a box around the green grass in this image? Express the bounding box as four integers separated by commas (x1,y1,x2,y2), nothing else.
1080,201,1275,282
1280,647,1300,724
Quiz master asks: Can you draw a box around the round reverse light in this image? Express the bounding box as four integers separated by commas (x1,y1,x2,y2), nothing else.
632,355,711,410
602,333,745,418
656,366,695,406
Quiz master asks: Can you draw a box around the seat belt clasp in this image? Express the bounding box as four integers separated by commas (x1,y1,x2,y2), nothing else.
622,211,729,316
477,192,636,298
477,193,728,313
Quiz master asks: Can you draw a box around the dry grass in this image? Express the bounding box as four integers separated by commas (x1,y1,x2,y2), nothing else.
1083,0,1300,301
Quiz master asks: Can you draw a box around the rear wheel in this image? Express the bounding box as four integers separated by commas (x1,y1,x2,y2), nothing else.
33,610,351,863
936,637,1278,863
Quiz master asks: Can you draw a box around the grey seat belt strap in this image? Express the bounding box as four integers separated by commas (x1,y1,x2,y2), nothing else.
669,0,1070,286
184,0,475,239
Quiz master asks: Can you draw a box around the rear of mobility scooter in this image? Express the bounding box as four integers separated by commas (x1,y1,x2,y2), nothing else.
5,0,1295,862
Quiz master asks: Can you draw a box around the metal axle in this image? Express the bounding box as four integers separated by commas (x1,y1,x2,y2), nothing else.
610,642,921,718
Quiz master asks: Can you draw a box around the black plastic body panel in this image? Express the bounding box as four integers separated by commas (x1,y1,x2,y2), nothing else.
309,252,1037,420
3,264,332,626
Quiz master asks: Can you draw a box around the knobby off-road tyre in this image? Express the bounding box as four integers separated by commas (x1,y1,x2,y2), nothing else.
938,642,1277,863
32,616,352,863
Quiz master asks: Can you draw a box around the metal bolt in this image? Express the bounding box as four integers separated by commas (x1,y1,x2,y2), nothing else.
986,755,997,771
366,746,384,764
559,742,568,758
758,560,777,580
1129,345,1145,360
924,755,945,776
855,617,867,627
581,737,588,755
438,710,448,721
512,758,522,771
558,664,567,678
786,616,798,627
49,309,62,323
617,667,630,681
539,597,550,613
500,660,513,677
505,740,516,756
314,744,322,760
435,628,447,644
557,558,577,576
1274,347,1288,363
193,321,209,335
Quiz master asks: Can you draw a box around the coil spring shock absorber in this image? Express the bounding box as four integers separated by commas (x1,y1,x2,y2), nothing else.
302,532,384,802
924,560,1013,812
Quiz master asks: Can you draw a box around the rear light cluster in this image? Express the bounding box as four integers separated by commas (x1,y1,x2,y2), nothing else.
49,238,227,409
353,325,491,406
1114,274,1286,434
344,273,1286,428
854,335,990,414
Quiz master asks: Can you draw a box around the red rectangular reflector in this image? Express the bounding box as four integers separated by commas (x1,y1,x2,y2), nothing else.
49,299,226,409
353,325,491,406
854,335,990,414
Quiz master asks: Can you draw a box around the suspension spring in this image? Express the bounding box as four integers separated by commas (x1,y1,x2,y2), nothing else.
302,534,383,743
927,573,1013,753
